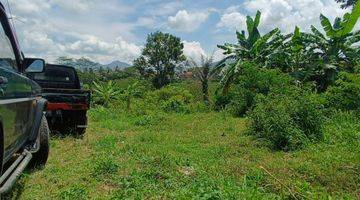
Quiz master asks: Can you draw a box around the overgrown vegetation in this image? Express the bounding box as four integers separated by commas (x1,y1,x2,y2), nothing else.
6,2,359,199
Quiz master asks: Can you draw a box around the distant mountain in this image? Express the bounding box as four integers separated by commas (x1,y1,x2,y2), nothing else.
105,60,131,70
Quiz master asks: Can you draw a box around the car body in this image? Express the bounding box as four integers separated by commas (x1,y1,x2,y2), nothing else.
0,2,50,193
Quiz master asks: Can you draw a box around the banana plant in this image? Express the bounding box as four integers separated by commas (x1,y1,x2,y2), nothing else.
300,2,360,91
310,2,360,68
119,82,141,111
93,80,120,107
215,11,285,93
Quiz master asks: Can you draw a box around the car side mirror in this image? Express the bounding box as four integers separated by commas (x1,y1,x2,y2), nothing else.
24,58,45,73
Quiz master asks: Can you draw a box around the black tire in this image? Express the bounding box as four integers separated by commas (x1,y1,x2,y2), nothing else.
29,116,50,169
76,112,87,135
76,127,86,135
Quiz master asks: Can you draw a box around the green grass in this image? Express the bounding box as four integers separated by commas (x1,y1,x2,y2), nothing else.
4,108,359,199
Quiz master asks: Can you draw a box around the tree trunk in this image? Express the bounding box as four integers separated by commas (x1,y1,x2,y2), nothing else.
202,79,209,106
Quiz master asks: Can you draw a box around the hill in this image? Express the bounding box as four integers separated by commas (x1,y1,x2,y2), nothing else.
105,60,131,70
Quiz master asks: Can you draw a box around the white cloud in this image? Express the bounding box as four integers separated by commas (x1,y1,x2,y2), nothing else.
217,12,246,31
218,0,352,33
182,41,226,63
9,0,51,14
50,0,94,12
213,49,226,62
150,1,183,17
168,10,209,32
64,36,141,63
1,0,141,64
183,41,206,62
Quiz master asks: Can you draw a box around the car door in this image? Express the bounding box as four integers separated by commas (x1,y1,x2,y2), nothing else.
0,10,34,162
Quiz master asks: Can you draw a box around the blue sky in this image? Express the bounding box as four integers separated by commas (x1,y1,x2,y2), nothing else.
1,0,356,64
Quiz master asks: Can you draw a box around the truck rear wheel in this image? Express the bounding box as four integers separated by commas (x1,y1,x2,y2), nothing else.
29,116,50,169
75,111,87,136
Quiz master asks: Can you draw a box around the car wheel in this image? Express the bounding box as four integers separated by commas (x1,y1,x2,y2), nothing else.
75,111,87,136
29,115,50,169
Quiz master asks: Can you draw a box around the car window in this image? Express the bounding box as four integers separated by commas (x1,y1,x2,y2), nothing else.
33,66,76,83
0,20,17,71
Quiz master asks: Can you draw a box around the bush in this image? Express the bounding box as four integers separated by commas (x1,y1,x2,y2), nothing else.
249,91,325,151
149,85,194,113
215,63,294,117
325,71,360,112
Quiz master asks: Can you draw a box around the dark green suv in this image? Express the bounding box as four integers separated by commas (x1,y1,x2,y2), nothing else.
0,3,50,193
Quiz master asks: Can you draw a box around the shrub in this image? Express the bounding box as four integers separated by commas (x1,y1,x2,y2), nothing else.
92,81,119,107
149,85,193,113
214,91,232,111
324,110,360,144
325,71,360,112
215,63,294,117
249,91,325,151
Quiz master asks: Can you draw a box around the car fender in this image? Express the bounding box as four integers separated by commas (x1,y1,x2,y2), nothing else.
28,98,47,145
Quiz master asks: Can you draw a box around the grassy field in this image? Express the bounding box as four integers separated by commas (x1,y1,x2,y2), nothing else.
4,108,360,199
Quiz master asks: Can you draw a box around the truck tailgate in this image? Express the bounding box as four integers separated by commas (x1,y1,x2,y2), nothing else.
42,88,91,110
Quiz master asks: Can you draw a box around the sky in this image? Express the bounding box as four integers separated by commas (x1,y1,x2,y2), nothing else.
0,0,357,64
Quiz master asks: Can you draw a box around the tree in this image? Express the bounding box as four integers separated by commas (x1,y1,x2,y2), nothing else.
305,3,360,90
267,26,326,88
133,56,148,79
215,11,285,93
134,31,186,88
188,55,214,105
335,0,357,9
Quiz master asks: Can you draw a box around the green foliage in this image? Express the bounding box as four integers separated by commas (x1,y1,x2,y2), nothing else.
216,7,360,92
324,110,360,144
188,55,214,106
134,113,164,126
215,11,285,92
300,4,360,90
118,81,143,111
92,81,119,107
249,91,325,151
325,71,360,112
134,31,186,88
58,185,88,200
150,85,193,113
78,68,137,85
92,155,119,179
215,63,294,117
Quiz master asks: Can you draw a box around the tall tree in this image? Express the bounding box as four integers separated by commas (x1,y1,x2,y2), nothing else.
134,31,186,88
335,0,357,9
